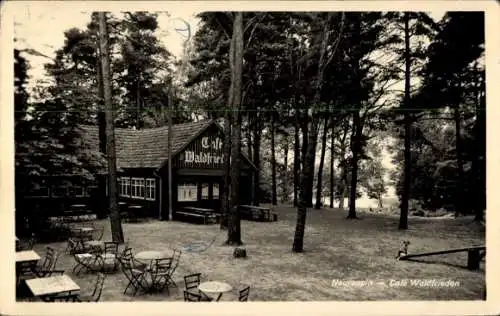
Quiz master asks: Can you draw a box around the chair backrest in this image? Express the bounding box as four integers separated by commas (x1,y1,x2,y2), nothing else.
184,273,201,290
91,273,106,302
121,248,133,261
184,290,201,302
239,286,250,302
104,242,118,255
118,241,130,258
49,251,60,273
151,258,172,273
171,248,182,271
39,247,55,269
93,225,104,241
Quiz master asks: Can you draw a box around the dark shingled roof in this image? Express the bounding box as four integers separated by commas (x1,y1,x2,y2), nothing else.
80,119,214,170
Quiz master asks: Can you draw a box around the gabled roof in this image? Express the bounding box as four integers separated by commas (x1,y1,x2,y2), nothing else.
80,119,257,171
80,120,213,170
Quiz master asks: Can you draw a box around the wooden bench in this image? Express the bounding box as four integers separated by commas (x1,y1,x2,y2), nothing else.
239,205,277,222
399,245,486,270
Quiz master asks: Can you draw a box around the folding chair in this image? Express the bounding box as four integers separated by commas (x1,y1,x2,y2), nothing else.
149,258,173,293
184,273,212,301
239,285,250,302
97,242,119,272
75,273,107,302
184,290,201,302
119,256,148,296
165,248,182,288
69,239,100,275
33,247,64,278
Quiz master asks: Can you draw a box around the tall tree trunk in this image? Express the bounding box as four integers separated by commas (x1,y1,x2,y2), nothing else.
399,12,411,230
293,115,318,252
283,134,289,203
96,48,107,219
226,11,243,246
271,113,278,205
220,110,231,229
329,124,335,208
473,70,485,222
454,102,465,216
315,118,329,209
166,88,173,221
347,111,361,219
247,115,253,162
136,80,141,129
252,122,261,206
293,113,300,207
293,13,333,252
337,125,348,210
98,12,124,243
300,119,315,208
220,29,235,230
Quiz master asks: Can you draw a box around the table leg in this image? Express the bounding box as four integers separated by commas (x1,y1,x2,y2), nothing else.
216,293,223,301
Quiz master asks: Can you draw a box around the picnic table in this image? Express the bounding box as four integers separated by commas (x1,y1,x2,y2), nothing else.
26,274,80,300
16,250,41,264
176,207,218,224
122,205,144,222
239,205,277,222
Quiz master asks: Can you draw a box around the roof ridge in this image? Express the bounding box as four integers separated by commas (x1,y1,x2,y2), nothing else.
79,119,212,132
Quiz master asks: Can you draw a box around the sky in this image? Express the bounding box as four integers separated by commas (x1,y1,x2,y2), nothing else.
13,5,448,208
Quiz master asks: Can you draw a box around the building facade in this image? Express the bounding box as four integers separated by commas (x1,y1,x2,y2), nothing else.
79,119,256,219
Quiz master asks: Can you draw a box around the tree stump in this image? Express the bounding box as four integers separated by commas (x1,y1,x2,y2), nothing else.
233,247,247,258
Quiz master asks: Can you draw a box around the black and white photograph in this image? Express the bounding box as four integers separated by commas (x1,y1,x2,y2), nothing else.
3,0,498,314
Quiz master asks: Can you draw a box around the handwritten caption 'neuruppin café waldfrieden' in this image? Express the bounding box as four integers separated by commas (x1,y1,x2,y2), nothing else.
184,137,224,164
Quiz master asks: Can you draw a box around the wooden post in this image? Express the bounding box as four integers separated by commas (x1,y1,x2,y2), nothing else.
467,249,481,270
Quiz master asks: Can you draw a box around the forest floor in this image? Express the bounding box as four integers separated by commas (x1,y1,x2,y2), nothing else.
24,204,485,301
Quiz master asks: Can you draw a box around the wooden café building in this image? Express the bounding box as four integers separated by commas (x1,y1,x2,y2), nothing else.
80,119,257,219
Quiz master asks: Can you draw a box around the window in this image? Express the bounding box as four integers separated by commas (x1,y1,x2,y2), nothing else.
27,180,49,197
131,178,145,199
119,177,131,197
85,181,97,197
213,183,219,199
145,178,156,200
201,183,209,200
178,183,198,202
68,185,85,197
51,185,68,198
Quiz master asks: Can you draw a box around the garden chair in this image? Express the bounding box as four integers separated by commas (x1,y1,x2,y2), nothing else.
16,234,36,251
97,242,119,272
92,225,104,241
33,247,64,278
118,255,148,296
69,239,101,275
184,290,201,302
149,258,173,293
75,272,107,302
117,240,130,260
164,248,182,288
239,286,250,302
120,247,148,271
184,273,212,301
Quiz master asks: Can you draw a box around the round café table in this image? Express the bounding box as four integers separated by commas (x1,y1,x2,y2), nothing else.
134,251,170,292
135,250,167,261
198,281,233,301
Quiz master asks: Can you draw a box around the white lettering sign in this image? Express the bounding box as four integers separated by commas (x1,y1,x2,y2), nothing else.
184,151,224,165
201,137,223,150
